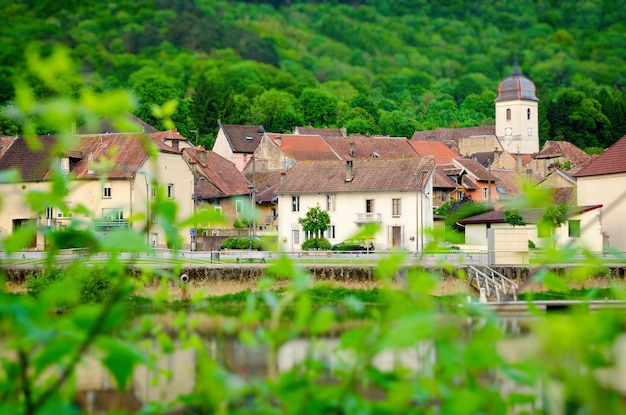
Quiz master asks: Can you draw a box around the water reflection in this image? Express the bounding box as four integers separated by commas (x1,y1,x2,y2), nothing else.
74,313,626,413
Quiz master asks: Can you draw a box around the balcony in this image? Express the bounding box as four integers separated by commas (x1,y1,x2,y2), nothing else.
93,219,130,232
354,213,382,224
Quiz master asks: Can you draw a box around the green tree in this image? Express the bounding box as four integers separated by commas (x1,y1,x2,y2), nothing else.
378,110,418,138
298,88,338,128
248,89,303,133
504,208,526,227
538,203,569,238
298,204,330,240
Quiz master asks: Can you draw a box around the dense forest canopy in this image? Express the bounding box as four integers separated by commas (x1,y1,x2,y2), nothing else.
1,0,625,151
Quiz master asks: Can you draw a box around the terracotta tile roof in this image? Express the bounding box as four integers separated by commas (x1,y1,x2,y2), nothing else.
267,134,340,161
0,136,16,157
575,135,626,177
222,124,265,154
533,140,592,168
68,134,155,179
459,205,602,225
0,136,57,181
324,136,418,160
469,151,502,167
0,134,170,181
408,140,460,164
294,127,345,138
462,176,479,190
433,165,460,189
183,148,251,198
488,169,538,199
244,170,285,203
411,126,495,143
150,130,189,143
453,158,497,182
77,113,159,134
276,157,435,194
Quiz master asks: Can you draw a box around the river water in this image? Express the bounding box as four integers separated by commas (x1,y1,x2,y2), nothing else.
71,311,626,414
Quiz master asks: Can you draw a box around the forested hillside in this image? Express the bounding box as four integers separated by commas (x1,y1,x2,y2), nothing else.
1,0,625,152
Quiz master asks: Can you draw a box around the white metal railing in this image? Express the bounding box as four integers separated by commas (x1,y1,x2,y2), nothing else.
468,265,519,302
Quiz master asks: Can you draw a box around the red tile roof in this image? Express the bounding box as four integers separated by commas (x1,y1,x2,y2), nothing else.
0,136,57,181
453,158,497,182
276,157,435,194
534,140,592,168
408,140,460,164
459,205,602,224
575,135,626,177
0,134,167,181
433,164,460,190
294,127,345,138
244,170,285,203
267,134,340,161
183,148,251,198
221,124,265,154
324,136,418,160
411,126,495,143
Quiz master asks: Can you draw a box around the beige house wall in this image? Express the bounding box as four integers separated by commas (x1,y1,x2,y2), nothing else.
488,228,530,265
0,153,194,251
248,136,293,171
577,173,626,251
211,128,235,165
458,136,502,157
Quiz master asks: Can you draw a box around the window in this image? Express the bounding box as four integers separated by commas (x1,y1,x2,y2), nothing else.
527,108,531,120
456,191,464,200
482,187,488,200
568,220,581,238
167,184,174,199
305,230,314,240
292,229,299,244
326,194,336,211
292,196,300,212
103,182,111,198
506,108,511,120
392,198,401,216
366,199,374,213
236,200,243,214
328,225,336,239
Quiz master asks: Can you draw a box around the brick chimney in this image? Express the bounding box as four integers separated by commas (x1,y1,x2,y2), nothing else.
196,147,207,167
345,160,354,182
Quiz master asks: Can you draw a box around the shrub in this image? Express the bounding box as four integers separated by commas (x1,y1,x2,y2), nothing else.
221,236,261,250
301,238,332,250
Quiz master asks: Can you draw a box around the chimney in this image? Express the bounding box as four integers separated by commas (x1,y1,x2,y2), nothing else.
275,136,282,147
515,154,522,172
340,128,347,137
345,160,354,182
349,142,356,157
196,147,207,167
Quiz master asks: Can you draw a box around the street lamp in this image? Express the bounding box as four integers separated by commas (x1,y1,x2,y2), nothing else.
138,171,149,246
247,184,255,250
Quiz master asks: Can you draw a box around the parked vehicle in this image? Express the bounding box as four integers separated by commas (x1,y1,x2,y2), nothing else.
331,238,374,252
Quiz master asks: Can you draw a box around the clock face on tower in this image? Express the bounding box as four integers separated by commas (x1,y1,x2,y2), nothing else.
505,127,512,136
527,127,532,136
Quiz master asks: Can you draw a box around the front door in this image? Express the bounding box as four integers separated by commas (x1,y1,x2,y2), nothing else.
392,226,402,247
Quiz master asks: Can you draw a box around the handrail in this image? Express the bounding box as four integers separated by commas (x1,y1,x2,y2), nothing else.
468,265,518,302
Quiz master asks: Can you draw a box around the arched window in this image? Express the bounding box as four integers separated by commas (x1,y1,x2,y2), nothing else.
506,108,511,120
527,108,531,120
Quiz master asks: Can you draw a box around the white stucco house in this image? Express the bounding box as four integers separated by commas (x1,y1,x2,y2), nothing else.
275,157,435,252
575,134,626,252
458,205,604,253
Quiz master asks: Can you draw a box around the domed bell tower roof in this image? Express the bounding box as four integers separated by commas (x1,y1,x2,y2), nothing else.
495,57,538,102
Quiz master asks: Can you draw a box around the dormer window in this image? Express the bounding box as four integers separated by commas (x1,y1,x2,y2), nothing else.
60,157,70,174
245,136,253,140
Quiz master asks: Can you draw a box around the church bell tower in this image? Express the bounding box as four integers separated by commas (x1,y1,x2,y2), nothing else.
495,57,539,154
